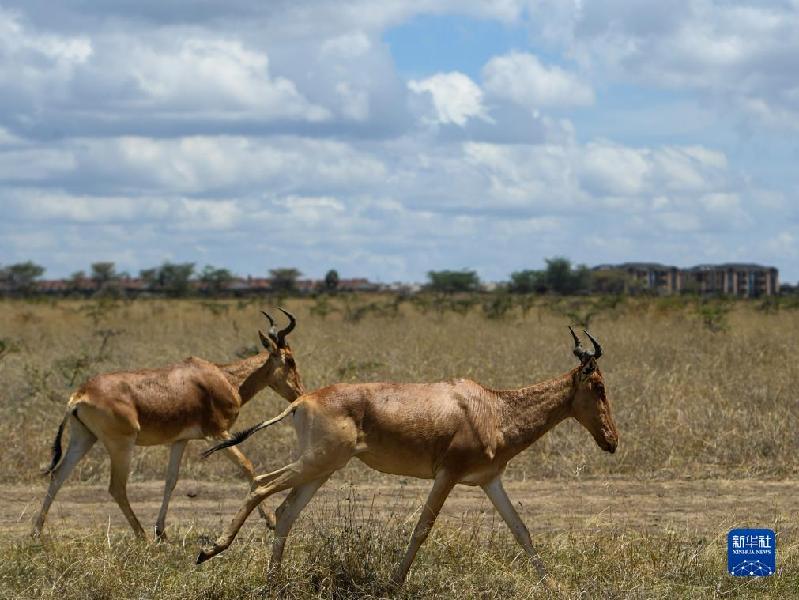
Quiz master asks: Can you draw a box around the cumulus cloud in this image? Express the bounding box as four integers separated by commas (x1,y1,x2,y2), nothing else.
528,0,799,130
126,38,330,121
483,52,594,109
0,135,388,196
0,0,795,282
0,8,411,139
409,72,489,126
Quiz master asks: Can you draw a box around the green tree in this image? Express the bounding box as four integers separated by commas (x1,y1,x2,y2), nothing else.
200,265,234,296
91,262,117,285
509,269,547,294
67,270,90,294
543,257,590,295
139,262,194,296
427,270,480,293
1,261,45,294
139,268,158,288
324,269,340,292
158,262,195,296
91,261,123,297
270,268,301,293
591,269,629,295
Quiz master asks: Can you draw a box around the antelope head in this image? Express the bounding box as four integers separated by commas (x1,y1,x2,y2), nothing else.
256,308,304,400
568,326,618,454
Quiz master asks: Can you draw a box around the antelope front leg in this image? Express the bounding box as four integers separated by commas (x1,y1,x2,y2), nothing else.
391,471,456,586
481,477,556,589
155,440,187,540
215,433,276,529
105,437,146,539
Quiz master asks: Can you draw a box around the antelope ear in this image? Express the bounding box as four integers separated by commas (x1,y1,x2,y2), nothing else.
258,330,278,353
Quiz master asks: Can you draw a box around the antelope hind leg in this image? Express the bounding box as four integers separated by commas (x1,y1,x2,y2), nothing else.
216,434,276,529
32,415,97,536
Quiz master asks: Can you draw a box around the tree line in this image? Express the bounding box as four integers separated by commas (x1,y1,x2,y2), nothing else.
3,256,762,298
427,257,625,295
0,261,343,297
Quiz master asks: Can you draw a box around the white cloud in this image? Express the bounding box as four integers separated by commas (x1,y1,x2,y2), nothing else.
0,1,796,281
177,199,242,230
0,9,91,63
0,8,92,104
320,32,371,58
531,0,799,130
483,52,594,109
272,195,346,224
409,72,489,126
766,232,797,259
4,195,170,222
0,147,76,180
51,135,389,195
126,38,330,121
578,142,650,196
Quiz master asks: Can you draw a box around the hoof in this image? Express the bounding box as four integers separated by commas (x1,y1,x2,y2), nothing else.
196,545,219,564
155,529,168,543
257,506,277,530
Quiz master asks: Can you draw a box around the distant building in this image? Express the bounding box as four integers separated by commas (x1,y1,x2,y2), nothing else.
593,262,779,297
686,264,778,297
592,262,682,295
338,278,382,292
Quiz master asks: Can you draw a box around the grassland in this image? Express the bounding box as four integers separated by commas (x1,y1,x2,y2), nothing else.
0,295,797,598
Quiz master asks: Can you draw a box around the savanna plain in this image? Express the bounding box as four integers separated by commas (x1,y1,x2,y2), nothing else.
0,295,797,599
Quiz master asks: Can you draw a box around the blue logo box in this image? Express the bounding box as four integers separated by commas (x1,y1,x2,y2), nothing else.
728,529,775,576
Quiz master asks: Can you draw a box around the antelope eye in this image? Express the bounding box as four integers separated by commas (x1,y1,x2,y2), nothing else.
285,357,296,369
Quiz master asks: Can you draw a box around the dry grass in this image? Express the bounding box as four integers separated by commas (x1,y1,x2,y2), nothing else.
1,511,797,599
1,296,796,482
0,295,797,598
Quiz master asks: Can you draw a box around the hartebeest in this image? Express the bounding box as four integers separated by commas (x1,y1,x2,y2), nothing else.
33,309,303,540
197,327,618,587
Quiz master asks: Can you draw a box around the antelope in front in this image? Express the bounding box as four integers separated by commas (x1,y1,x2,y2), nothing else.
198,327,618,587
33,310,303,540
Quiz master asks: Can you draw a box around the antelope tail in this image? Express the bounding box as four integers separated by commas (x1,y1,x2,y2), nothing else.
201,399,303,459
42,411,70,476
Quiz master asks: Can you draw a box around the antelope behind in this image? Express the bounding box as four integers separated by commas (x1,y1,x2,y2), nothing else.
198,327,618,588
33,309,303,540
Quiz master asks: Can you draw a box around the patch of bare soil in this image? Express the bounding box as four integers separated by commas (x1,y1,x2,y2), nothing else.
3,477,797,540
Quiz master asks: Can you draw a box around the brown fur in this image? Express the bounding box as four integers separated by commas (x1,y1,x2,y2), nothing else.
198,337,618,589
33,322,304,539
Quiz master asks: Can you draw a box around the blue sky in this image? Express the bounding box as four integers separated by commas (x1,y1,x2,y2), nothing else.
0,1,797,283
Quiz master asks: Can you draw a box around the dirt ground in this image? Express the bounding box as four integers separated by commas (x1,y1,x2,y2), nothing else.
4,476,797,540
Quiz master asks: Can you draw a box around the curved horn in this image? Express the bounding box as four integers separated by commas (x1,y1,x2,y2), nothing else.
568,325,591,362
276,307,296,348
583,330,602,360
261,310,279,343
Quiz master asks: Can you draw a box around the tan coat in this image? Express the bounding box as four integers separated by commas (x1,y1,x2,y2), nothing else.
199,330,618,590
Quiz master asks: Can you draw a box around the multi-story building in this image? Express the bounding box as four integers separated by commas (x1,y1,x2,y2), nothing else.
593,262,779,297
592,262,682,295
686,264,779,297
